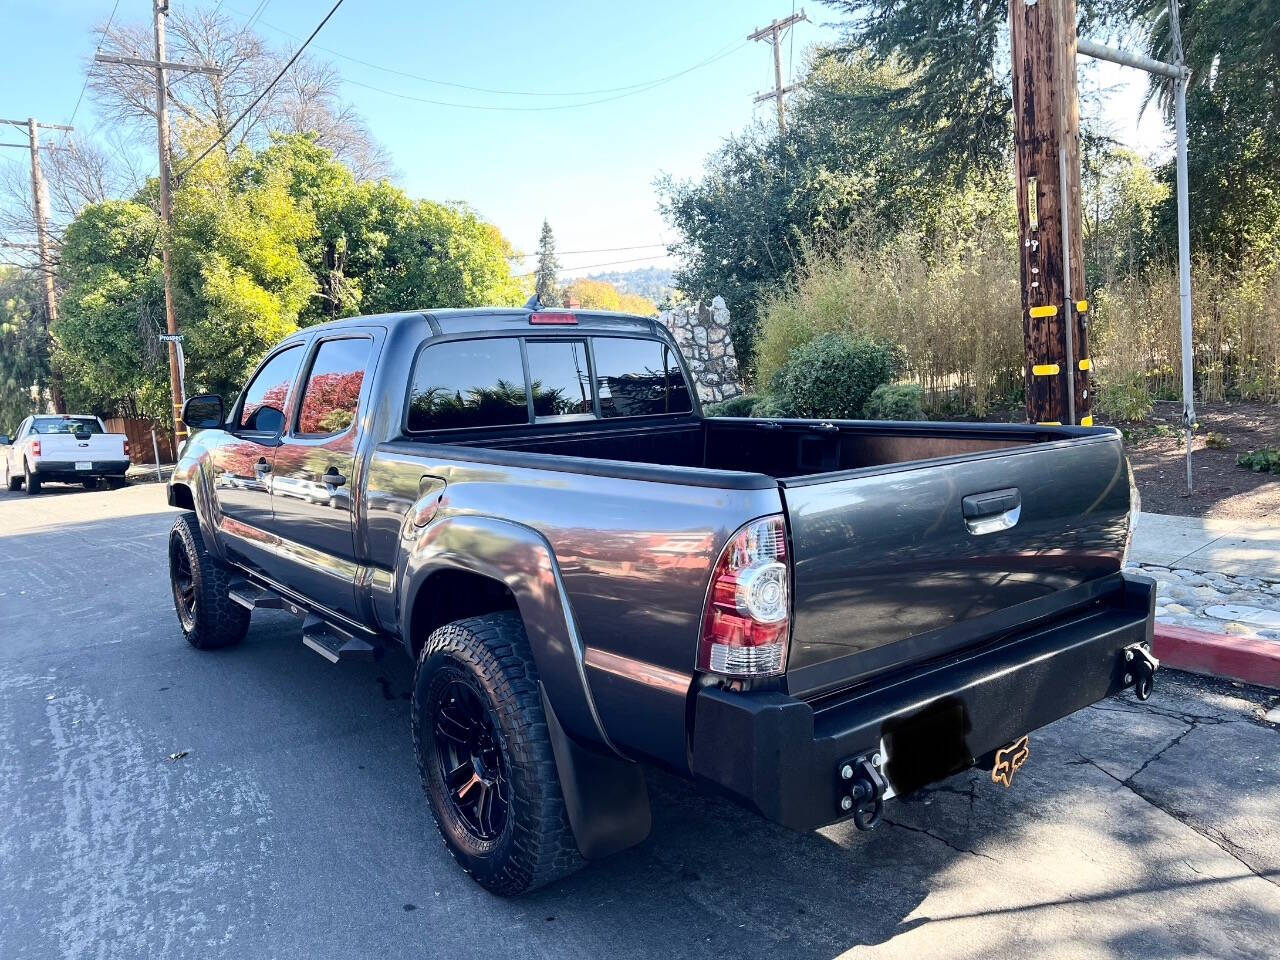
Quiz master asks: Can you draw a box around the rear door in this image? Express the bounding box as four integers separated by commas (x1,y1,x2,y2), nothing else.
781,435,1131,698
264,332,377,618
211,342,306,572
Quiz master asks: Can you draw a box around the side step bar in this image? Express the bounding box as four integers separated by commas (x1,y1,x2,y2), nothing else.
229,579,380,663
301,614,376,664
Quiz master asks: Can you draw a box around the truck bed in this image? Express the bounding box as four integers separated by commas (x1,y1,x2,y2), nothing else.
422,415,1131,700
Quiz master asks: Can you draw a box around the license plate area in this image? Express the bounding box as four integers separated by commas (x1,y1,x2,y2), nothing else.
881,697,973,797
75,461,92,471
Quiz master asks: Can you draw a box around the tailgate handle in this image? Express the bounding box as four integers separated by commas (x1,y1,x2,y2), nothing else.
962,488,1021,535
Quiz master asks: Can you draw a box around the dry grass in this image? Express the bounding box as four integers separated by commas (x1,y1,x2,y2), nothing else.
758,239,1280,419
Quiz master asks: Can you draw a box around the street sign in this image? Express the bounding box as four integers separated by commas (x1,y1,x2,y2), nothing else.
158,334,184,342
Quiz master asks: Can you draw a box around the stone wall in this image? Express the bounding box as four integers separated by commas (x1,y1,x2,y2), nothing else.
657,296,744,403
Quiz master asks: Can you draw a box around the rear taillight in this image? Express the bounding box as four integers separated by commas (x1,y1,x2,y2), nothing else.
123,440,132,458
697,514,790,677
31,440,40,456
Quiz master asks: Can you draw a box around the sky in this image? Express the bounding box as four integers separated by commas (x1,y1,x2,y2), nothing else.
2,0,1171,277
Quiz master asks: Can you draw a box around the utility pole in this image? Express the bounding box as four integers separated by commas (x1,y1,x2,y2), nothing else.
0,116,73,413
748,9,807,134
96,2,219,447
1009,0,1090,426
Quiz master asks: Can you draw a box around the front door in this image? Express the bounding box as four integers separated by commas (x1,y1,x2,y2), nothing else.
210,342,306,572
265,333,375,619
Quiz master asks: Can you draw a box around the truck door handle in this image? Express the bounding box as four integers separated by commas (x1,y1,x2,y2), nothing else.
322,469,346,488
962,488,1021,535
255,458,271,475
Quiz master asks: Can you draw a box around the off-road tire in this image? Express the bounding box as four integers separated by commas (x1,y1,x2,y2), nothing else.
168,513,250,650
23,460,39,495
3,460,19,491
413,612,583,895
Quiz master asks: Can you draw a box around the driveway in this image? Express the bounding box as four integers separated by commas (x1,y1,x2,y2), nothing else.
1,483,1277,959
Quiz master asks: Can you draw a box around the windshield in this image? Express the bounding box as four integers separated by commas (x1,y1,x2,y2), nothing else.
31,417,103,435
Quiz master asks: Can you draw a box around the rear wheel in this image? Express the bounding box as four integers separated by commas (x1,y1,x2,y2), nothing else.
22,460,39,495
3,459,19,491
168,513,250,650
413,613,582,895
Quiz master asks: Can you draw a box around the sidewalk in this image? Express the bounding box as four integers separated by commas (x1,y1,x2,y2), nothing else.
1127,510,1280,688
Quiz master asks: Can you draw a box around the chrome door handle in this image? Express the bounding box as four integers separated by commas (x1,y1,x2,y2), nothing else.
962,488,1021,535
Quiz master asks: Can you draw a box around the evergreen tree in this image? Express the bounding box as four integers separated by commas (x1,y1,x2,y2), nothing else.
534,219,561,307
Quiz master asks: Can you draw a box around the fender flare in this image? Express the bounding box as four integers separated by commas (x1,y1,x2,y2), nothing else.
400,514,621,757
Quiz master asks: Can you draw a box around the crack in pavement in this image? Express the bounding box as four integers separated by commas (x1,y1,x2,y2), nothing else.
1074,751,1280,890
881,816,997,862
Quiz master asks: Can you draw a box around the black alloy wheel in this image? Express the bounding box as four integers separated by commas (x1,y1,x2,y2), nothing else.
428,672,510,843
170,535,197,632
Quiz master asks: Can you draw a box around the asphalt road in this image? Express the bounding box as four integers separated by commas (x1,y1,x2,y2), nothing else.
2,481,1278,960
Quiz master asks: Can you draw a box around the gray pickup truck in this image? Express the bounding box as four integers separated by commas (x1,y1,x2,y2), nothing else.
167,306,1157,894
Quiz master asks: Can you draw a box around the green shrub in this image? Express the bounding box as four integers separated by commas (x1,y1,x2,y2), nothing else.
704,394,758,417
750,394,795,418
1237,449,1280,475
768,333,900,420
864,383,924,421
1096,371,1153,422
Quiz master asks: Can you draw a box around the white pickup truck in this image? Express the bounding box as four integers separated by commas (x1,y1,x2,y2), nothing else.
1,415,131,494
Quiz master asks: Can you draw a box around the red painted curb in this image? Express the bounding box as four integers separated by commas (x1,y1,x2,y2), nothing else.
1153,623,1280,690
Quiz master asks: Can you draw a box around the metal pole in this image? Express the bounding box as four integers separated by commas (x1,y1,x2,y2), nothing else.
151,428,163,483
1174,74,1194,491
1058,147,1076,424
1170,0,1194,492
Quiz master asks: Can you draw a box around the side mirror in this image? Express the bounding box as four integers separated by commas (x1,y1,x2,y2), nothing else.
0,435,9,447
182,394,225,430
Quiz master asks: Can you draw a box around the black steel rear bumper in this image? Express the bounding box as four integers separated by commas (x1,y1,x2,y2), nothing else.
690,574,1156,832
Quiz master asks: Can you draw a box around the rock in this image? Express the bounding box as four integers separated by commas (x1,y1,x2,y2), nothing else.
1162,603,1191,615
1192,586,1225,601
1223,622,1254,635
1163,584,1193,600
1153,606,1169,617
1264,706,1280,725
1173,569,1199,578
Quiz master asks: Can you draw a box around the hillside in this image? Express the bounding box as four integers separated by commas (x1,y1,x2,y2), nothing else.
584,266,675,304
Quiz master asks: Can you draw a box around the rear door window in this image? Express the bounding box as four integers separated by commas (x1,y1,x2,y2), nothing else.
526,340,594,419
408,338,529,431
295,337,372,437
592,337,693,418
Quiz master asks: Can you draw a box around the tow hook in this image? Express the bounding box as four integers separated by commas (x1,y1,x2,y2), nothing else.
837,754,888,831
1125,642,1160,701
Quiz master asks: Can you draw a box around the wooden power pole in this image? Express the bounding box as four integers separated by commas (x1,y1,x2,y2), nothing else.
748,9,808,134
0,116,73,413
96,2,219,446
1010,0,1091,426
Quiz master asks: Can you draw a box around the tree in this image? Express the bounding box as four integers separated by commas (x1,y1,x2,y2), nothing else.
564,278,656,315
818,0,1142,180
89,6,391,180
53,200,169,419
1082,146,1169,286
660,54,1005,371
52,133,523,415
534,220,561,306
0,267,51,430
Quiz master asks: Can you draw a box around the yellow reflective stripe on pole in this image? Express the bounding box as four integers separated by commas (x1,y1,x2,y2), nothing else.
1075,300,1089,313
1028,305,1058,318
1078,358,1092,371
1032,363,1060,376
1037,421,1062,426
1080,415,1094,426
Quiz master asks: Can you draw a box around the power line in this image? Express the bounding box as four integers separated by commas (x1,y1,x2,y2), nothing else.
176,0,346,180
506,243,667,260
68,0,124,125
226,7,747,100
512,254,669,278
340,43,747,113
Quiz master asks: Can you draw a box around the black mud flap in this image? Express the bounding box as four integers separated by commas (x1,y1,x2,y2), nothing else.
540,685,651,860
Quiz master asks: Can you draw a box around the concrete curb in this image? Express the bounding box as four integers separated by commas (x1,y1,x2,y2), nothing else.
1153,623,1280,690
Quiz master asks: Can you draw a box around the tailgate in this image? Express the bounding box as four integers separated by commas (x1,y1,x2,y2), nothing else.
39,434,127,461
781,433,1131,699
